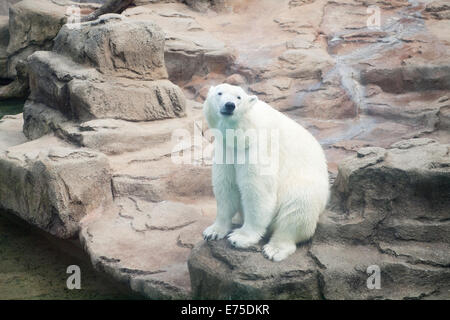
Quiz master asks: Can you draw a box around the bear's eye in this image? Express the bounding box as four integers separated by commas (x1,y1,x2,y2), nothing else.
218,92,222,96
237,96,241,100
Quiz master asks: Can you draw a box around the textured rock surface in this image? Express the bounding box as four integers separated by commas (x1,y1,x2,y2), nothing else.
330,139,450,243
80,198,214,299
124,4,235,82
6,0,67,78
53,14,168,80
0,114,26,151
0,0,20,16
69,78,185,121
0,135,113,239
0,0,102,100
122,0,450,167
189,240,321,299
0,16,9,77
25,14,186,128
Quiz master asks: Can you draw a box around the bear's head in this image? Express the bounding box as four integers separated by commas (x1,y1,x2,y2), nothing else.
203,83,258,129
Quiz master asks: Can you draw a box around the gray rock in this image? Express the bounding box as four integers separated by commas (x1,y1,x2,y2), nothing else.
27,51,100,114
188,240,321,299
6,0,67,77
0,113,27,151
23,100,70,140
331,138,450,225
25,14,186,127
0,16,9,77
54,14,168,80
25,101,200,154
0,136,113,238
310,243,450,300
0,0,20,16
183,0,226,12
0,59,29,99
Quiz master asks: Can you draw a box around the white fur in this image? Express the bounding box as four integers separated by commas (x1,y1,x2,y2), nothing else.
202,84,329,261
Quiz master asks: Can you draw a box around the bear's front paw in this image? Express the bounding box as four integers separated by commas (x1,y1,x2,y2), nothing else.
263,243,297,262
203,223,231,241
227,229,261,248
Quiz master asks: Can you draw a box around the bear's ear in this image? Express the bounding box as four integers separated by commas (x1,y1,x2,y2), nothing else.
207,86,216,97
248,95,258,106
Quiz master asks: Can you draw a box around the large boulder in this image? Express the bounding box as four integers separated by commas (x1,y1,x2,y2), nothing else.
330,138,450,243
331,138,450,238
0,136,113,238
6,0,67,78
189,240,321,300
53,14,168,80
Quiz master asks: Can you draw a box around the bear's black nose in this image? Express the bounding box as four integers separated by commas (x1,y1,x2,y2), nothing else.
224,102,235,112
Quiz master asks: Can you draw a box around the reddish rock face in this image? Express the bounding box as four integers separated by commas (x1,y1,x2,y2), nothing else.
123,0,450,173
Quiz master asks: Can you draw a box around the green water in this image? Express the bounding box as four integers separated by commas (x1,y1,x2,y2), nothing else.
0,212,141,300
0,99,141,300
0,99,25,119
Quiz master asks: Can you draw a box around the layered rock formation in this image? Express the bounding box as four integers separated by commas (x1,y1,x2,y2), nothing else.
0,0,103,99
0,10,213,298
25,14,186,136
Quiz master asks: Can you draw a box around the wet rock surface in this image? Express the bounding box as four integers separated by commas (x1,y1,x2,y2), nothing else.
0,0,449,299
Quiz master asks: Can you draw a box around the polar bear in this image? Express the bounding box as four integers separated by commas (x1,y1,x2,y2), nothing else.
202,83,329,261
